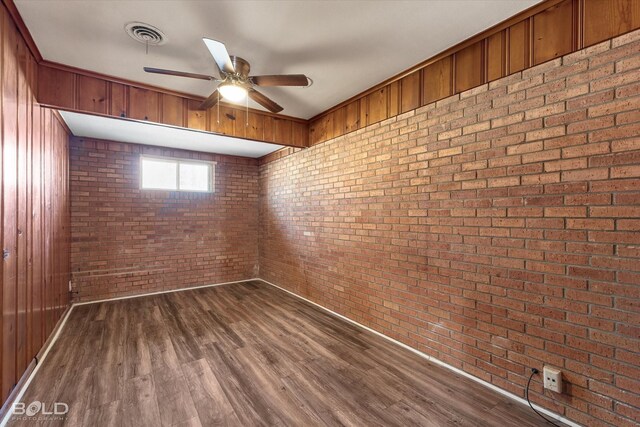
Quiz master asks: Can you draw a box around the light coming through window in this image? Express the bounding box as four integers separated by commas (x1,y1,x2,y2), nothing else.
140,156,214,192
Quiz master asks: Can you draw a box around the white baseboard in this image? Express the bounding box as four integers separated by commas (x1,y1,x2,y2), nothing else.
72,278,256,305
2,277,580,427
0,305,74,427
257,278,581,427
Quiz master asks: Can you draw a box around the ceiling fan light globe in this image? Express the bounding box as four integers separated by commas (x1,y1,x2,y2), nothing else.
219,84,247,102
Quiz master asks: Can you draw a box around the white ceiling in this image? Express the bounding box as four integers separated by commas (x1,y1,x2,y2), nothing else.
17,0,541,119
60,111,283,158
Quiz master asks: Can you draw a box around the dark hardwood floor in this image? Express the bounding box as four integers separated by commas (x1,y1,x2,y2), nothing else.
10,280,552,426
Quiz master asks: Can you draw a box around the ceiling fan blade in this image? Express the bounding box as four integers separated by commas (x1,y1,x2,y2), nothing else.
248,88,283,113
143,67,215,81
251,74,309,87
198,89,221,110
202,38,235,74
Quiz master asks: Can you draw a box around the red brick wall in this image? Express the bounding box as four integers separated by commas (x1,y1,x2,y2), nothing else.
70,137,259,301
259,30,640,427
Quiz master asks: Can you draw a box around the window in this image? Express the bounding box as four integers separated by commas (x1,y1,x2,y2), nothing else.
140,156,214,192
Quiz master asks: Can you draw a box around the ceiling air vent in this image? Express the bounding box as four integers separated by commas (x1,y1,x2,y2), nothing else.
124,22,167,46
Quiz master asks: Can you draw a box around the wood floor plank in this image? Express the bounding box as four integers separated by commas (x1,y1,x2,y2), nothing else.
82,400,121,427
155,376,200,427
9,281,557,426
181,358,240,426
121,374,162,427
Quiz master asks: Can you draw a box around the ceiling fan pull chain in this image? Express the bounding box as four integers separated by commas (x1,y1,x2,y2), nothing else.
217,91,220,124
245,96,249,127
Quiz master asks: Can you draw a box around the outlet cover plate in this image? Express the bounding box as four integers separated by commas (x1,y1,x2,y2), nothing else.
543,366,562,393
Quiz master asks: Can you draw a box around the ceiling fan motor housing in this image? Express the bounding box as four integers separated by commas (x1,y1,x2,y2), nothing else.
230,56,250,77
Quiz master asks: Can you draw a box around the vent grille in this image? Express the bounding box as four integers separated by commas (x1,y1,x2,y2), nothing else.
125,22,167,46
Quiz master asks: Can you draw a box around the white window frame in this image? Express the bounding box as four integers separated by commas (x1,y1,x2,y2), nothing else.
140,155,216,193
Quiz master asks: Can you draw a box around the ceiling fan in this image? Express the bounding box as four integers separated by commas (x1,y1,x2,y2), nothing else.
144,38,310,113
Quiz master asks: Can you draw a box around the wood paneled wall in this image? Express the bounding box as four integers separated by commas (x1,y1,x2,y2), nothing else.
37,63,309,148
308,0,640,146
1,3,70,405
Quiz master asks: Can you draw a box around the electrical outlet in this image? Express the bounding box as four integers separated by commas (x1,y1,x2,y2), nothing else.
543,366,562,393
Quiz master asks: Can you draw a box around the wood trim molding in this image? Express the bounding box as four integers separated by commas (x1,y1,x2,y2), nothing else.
0,359,36,421
1,0,42,61
54,107,294,150
50,109,72,135
0,305,72,424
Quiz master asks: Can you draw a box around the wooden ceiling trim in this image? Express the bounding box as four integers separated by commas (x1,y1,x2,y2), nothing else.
1,0,42,61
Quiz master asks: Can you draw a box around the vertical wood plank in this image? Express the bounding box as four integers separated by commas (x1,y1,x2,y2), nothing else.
61,117,70,315
273,118,292,146
313,112,333,143
16,34,28,379
455,41,484,93
38,102,46,350
344,101,359,133
291,122,308,147
486,31,506,82
508,19,530,73
245,112,264,141
128,87,159,122
2,9,19,400
533,0,575,65
309,114,333,145
325,112,335,141
308,119,322,146
0,6,5,398
52,116,60,321
210,105,236,136
31,103,43,356
26,53,38,362
160,94,185,127
388,81,399,117
43,110,52,338
37,66,75,109
400,71,421,113
76,75,108,115
583,0,640,46
358,98,368,130
332,106,346,138
366,87,387,125
187,100,208,131
263,115,275,143
423,57,453,105
109,82,127,118
575,0,584,50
